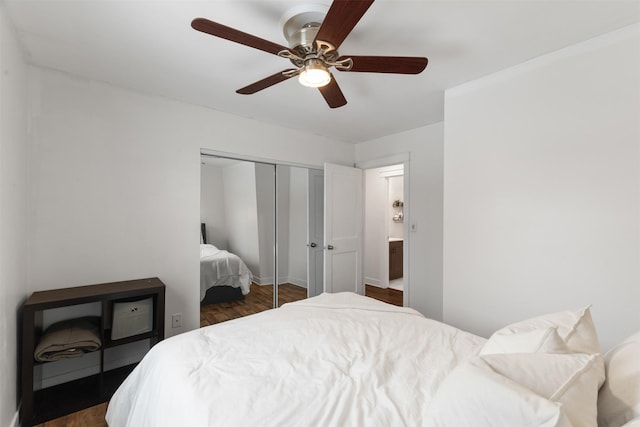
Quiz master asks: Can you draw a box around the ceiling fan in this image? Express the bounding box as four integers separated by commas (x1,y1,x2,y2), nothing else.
191,0,428,108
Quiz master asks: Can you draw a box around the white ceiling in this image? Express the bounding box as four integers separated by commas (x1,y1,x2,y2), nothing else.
6,1,640,143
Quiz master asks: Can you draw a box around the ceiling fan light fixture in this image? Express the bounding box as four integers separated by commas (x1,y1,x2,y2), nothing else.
298,58,331,88
192,0,428,108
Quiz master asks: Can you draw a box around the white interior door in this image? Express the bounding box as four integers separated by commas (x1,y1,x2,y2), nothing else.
324,163,363,294
307,169,324,297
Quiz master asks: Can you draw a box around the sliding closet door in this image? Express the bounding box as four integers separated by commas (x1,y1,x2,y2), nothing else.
254,162,277,307
275,165,316,306
199,157,275,323
200,154,323,321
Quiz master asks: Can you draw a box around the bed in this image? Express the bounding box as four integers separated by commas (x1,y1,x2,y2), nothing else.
105,292,640,427
199,243,252,302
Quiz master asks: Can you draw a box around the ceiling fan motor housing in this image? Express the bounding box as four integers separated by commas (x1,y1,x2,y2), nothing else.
280,4,339,65
280,4,328,43
290,23,320,53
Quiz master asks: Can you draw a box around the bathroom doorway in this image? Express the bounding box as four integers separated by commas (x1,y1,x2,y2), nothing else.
362,162,408,306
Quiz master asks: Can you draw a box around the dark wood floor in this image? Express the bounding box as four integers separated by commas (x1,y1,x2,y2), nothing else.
40,284,402,426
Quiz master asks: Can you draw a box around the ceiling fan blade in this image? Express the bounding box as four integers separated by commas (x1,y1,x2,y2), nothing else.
192,17,291,56
318,74,347,109
339,56,428,74
314,0,374,50
236,70,297,95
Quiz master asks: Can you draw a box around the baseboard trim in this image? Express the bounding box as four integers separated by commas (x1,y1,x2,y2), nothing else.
285,278,308,288
253,276,272,285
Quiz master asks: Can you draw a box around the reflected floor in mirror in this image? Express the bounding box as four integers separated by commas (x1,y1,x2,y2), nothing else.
201,283,404,328
200,283,307,327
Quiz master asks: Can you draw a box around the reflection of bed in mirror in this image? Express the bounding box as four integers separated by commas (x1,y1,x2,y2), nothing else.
200,222,253,305
200,244,252,304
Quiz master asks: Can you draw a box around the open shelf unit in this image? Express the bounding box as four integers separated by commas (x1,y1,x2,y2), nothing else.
20,277,165,426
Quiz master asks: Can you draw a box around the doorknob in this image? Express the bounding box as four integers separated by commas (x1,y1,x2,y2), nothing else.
308,242,317,248
327,245,334,250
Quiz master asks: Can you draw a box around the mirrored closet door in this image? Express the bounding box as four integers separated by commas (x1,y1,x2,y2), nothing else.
200,155,323,327
275,165,324,308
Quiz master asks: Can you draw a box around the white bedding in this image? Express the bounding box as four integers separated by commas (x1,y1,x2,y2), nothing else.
200,244,252,300
106,292,485,427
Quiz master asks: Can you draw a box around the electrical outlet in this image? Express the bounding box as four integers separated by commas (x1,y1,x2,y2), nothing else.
172,313,182,328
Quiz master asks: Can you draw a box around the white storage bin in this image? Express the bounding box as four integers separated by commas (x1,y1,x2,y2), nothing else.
111,297,153,340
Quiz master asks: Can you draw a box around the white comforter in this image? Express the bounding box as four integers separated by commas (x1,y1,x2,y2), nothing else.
200,244,252,299
106,292,485,427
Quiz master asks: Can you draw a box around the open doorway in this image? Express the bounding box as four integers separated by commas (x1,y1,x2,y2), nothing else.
362,163,407,307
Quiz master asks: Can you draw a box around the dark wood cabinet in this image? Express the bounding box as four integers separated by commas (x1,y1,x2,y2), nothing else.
389,240,403,280
20,277,165,426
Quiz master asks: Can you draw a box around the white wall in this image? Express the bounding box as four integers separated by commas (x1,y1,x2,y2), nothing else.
443,25,640,350
200,164,228,249
26,66,354,340
355,123,445,319
363,167,388,288
222,162,261,277
0,5,28,425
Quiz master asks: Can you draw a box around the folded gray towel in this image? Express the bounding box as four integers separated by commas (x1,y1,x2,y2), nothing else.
34,316,102,362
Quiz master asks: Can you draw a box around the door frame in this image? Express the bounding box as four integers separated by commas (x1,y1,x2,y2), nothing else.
356,153,410,307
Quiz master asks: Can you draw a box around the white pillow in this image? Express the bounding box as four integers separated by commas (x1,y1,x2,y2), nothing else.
483,353,605,427
622,419,640,427
425,352,604,427
598,331,640,427
481,326,570,355
481,305,601,355
424,356,571,427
